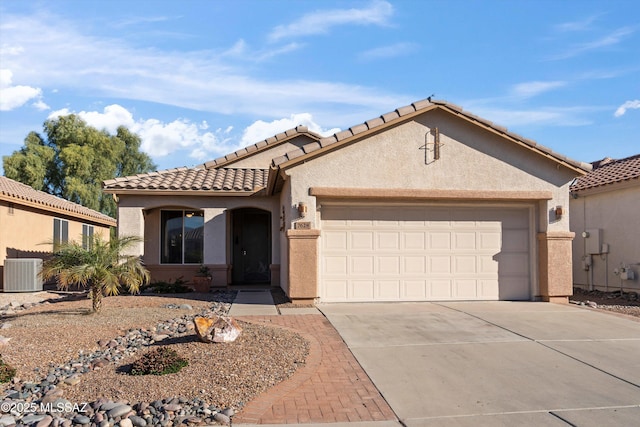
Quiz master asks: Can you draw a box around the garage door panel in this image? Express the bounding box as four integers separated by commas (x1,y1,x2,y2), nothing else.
454,256,477,274
351,280,375,300
429,256,451,274
351,231,374,249
378,280,401,299
403,280,427,299
454,232,477,250
429,232,451,249
454,279,477,298
403,232,426,250
502,229,529,251
430,280,453,298
324,256,348,274
404,256,426,274
378,257,400,274
324,231,347,250
377,232,400,249
352,256,374,274
321,205,530,302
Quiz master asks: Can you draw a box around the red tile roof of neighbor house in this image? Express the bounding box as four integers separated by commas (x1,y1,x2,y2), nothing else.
0,176,116,226
102,167,269,193
570,154,640,192
103,98,592,193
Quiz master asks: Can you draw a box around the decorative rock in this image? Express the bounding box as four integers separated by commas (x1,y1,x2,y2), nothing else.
212,413,230,425
64,375,81,386
22,414,47,424
162,404,181,412
36,415,54,427
221,408,234,417
108,404,133,418
178,304,193,310
193,316,242,343
0,336,11,346
0,323,12,329
73,414,91,425
0,416,16,427
128,415,147,427
119,418,133,427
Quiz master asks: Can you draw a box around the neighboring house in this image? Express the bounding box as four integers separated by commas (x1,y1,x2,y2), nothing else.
104,98,590,304
570,154,640,293
0,176,116,289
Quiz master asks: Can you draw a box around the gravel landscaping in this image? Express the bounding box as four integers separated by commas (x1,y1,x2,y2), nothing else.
0,291,309,426
570,287,640,318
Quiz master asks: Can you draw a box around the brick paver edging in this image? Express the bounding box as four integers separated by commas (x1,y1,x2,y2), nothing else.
233,314,397,424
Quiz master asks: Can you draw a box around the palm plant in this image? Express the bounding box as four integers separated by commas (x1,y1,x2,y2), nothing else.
42,235,150,312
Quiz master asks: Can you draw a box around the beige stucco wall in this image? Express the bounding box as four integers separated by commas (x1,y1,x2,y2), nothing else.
570,183,640,292
225,135,318,169
281,110,580,302
0,201,111,288
116,194,280,285
286,110,577,232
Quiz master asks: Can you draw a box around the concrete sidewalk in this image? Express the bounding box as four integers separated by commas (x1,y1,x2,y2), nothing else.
320,302,640,427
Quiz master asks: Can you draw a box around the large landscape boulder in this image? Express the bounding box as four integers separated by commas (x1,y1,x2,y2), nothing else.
193,316,242,343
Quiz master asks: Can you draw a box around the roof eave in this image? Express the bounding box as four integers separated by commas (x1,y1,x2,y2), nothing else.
103,188,268,197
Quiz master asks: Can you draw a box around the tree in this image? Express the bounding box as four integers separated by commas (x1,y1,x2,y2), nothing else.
41,235,150,313
2,115,156,217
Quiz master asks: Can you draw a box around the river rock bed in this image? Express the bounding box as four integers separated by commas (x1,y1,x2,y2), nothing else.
1,291,310,426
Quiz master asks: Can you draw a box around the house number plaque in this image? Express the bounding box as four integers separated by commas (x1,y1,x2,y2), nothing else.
294,222,312,230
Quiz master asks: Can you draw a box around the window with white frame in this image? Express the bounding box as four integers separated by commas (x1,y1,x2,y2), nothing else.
82,224,94,249
161,210,204,264
53,218,69,250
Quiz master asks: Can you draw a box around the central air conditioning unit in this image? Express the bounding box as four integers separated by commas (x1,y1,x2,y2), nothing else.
3,259,44,292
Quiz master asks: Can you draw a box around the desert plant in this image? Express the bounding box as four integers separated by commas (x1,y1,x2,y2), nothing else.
141,277,191,294
41,235,150,312
130,347,188,375
0,355,16,383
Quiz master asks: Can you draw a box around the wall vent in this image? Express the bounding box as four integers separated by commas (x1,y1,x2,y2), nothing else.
3,259,43,292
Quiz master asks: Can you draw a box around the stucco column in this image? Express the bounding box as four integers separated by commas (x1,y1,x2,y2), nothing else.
538,231,575,303
286,229,320,304
118,207,144,257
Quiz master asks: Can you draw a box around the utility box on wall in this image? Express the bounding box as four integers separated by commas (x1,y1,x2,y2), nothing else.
584,228,602,254
3,259,43,292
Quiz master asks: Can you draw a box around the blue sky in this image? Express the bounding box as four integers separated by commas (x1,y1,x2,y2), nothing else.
1,0,638,174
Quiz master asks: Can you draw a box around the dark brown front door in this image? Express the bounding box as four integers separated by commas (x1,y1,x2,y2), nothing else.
232,208,271,284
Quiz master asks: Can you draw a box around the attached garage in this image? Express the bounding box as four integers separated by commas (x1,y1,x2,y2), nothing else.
320,204,532,302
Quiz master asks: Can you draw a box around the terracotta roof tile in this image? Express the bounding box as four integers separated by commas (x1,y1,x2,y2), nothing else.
270,97,592,172
201,125,321,169
103,168,268,193
571,154,640,192
303,142,322,154
0,176,116,225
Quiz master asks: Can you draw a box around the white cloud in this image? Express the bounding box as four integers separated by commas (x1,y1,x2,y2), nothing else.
0,69,44,111
268,0,393,42
0,11,405,124
47,104,229,161
614,100,640,117
240,113,340,146
358,42,418,61
554,15,599,32
467,105,602,128
550,27,636,60
510,81,566,99
32,99,50,111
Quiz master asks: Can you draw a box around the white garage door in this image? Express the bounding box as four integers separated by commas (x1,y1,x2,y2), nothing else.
320,205,531,302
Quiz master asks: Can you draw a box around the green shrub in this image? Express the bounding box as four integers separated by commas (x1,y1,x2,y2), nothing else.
130,347,188,376
141,277,191,294
0,355,16,383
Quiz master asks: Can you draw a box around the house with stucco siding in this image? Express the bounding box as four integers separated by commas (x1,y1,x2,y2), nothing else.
103,98,591,304
570,154,640,293
0,176,116,290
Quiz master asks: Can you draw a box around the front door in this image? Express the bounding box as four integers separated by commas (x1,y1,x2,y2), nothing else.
232,208,271,284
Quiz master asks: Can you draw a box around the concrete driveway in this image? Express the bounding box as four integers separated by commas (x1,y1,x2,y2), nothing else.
319,302,640,427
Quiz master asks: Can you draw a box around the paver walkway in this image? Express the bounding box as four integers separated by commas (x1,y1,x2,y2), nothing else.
234,313,397,425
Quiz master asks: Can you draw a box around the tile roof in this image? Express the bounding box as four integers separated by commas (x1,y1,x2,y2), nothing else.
103,167,269,193
271,98,592,173
570,154,640,192
201,125,321,169
0,176,116,225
